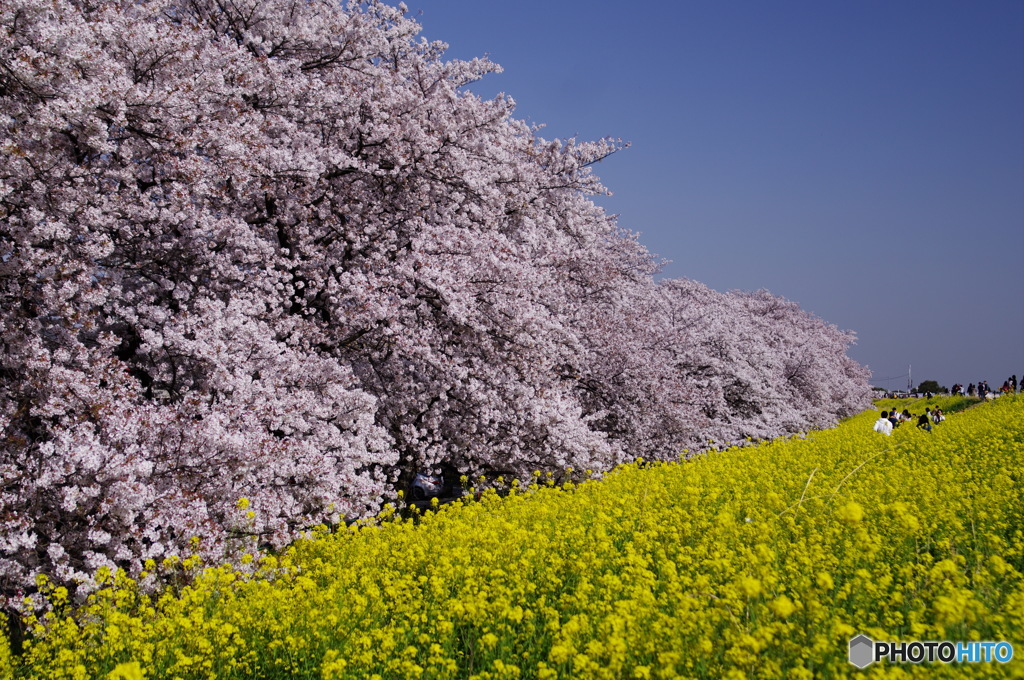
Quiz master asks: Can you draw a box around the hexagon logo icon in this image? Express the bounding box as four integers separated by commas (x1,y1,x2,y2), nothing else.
849,634,874,668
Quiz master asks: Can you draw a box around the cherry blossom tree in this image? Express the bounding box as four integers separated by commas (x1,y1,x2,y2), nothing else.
654,280,870,446
0,0,871,607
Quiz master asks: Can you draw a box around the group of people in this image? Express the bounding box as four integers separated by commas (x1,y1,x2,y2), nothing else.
875,372,1020,436
872,407,945,436
951,375,1019,398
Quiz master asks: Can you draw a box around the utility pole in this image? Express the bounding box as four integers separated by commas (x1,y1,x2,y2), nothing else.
908,365,912,393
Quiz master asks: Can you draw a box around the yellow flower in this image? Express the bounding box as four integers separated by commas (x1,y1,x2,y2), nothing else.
739,576,762,598
107,662,145,680
837,501,864,523
770,595,796,618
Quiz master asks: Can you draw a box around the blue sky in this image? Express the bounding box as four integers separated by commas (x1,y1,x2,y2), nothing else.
405,0,1024,392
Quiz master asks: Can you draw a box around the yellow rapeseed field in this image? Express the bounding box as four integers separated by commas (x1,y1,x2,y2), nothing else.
5,395,1022,679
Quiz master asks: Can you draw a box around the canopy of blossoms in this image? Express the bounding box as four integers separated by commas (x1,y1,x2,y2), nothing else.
0,0,870,604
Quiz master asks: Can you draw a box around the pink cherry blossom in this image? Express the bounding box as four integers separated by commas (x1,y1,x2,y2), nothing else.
0,0,870,608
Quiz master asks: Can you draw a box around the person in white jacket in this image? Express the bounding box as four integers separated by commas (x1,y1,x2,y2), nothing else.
873,411,894,436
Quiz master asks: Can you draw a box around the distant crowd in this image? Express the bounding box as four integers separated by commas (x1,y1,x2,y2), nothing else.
950,374,1019,398
874,373,1019,435
882,374,1020,400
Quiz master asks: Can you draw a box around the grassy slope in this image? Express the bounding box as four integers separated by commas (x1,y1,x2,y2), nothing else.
7,395,1024,679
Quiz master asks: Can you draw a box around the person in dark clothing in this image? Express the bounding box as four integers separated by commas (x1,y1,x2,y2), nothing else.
916,414,932,432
